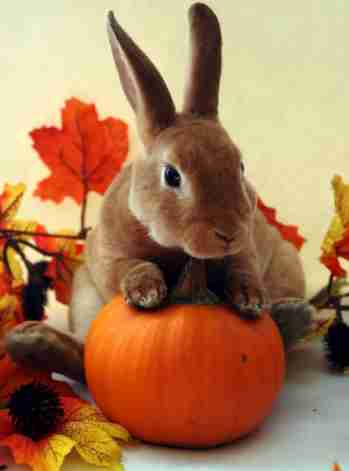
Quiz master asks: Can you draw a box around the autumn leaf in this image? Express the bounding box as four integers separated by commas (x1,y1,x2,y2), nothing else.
0,183,38,255
257,197,306,250
320,175,349,277
0,183,26,224
34,229,84,305
0,432,75,471
0,373,130,471
0,182,41,312
31,97,129,205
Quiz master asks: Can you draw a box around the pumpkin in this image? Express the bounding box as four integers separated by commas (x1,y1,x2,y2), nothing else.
85,259,285,448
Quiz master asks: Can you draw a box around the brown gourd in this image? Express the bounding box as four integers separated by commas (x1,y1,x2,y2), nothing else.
85,259,285,448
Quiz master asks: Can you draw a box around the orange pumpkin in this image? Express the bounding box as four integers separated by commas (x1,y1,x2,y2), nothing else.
85,260,285,448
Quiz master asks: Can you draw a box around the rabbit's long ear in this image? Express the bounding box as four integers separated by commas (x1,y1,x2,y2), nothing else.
182,3,222,118
107,12,176,148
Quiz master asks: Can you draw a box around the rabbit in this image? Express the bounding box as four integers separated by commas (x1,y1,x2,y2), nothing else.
5,3,314,383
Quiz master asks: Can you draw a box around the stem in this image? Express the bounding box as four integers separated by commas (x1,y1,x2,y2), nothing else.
0,229,85,240
79,178,89,238
334,297,344,323
4,239,32,276
76,118,89,238
327,274,334,296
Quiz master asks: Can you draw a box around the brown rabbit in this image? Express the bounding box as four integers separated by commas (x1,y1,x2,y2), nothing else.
5,3,314,383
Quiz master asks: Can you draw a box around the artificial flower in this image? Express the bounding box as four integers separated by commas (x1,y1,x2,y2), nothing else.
0,370,130,471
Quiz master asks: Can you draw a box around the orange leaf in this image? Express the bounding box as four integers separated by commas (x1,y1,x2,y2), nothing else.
0,432,51,471
333,464,342,471
319,253,347,278
33,224,58,253
257,198,306,250
0,355,18,390
35,229,84,305
31,98,128,205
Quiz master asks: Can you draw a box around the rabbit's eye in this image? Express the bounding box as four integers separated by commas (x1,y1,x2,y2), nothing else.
164,165,181,188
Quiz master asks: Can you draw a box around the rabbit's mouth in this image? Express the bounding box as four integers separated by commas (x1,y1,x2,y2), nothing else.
183,241,245,260
182,224,247,260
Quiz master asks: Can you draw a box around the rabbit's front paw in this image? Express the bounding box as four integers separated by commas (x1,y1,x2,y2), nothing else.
225,276,268,319
121,263,167,309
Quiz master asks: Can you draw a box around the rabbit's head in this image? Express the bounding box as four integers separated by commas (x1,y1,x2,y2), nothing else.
107,3,257,259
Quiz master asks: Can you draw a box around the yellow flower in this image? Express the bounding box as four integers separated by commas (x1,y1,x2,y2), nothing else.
0,371,130,471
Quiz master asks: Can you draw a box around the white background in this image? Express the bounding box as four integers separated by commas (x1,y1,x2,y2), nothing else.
1,1,349,470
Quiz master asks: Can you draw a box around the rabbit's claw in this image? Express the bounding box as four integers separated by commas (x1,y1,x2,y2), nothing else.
121,263,167,309
226,275,268,320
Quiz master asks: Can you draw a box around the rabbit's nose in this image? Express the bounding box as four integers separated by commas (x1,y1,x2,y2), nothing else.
214,230,235,244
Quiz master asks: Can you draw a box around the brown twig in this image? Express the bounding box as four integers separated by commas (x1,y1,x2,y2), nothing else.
0,228,86,240
76,118,89,237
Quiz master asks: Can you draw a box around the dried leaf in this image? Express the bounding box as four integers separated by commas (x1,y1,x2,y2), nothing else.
68,423,121,468
0,183,26,224
0,433,75,471
35,229,84,305
62,403,130,442
0,383,128,471
321,215,344,257
320,175,349,276
257,198,306,250
39,434,76,471
0,183,39,253
31,98,128,205
332,175,349,226
320,253,346,278
61,398,128,469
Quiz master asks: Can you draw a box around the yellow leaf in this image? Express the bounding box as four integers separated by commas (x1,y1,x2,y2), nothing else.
321,214,344,256
3,433,76,471
4,247,23,282
61,402,129,469
64,422,122,468
0,183,26,223
39,434,76,471
62,404,130,442
332,175,349,227
0,294,18,314
302,315,336,342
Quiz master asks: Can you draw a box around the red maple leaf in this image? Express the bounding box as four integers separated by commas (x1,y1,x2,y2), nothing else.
257,197,306,251
31,98,128,205
34,227,84,305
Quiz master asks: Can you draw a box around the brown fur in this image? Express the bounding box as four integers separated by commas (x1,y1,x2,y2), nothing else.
5,3,314,382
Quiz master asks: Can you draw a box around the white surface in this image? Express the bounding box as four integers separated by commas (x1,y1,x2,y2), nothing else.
1,0,349,470
2,337,349,471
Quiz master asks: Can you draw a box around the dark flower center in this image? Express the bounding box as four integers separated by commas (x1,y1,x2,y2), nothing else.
8,381,64,441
